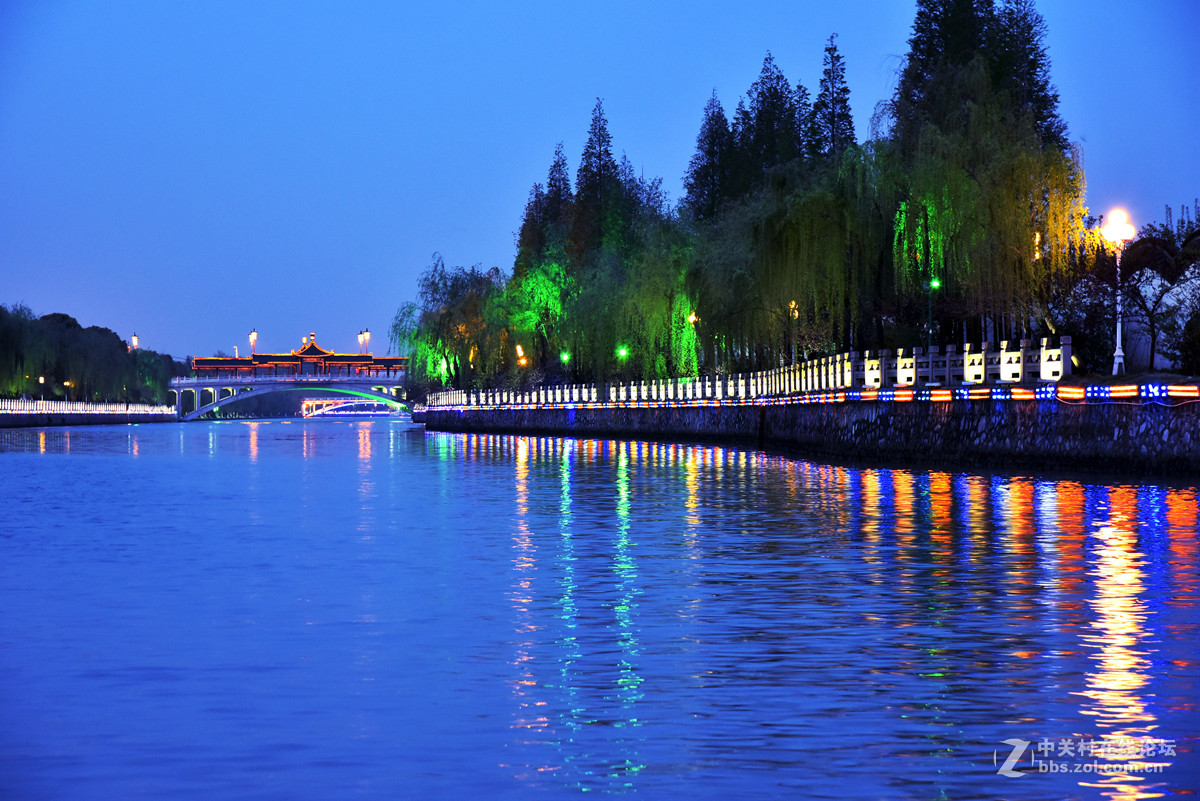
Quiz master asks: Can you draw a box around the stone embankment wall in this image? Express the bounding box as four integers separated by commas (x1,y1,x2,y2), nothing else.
422,399,1200,475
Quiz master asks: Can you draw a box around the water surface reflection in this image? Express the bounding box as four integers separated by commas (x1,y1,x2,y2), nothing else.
0,423,1196,799
435,433,1197,798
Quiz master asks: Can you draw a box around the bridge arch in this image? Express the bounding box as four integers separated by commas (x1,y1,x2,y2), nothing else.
181,384,410,422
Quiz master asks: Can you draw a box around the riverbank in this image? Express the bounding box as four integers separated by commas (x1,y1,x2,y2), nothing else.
419,389,1200,476
0,399,176,428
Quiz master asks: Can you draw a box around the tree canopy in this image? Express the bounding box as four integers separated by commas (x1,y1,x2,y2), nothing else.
390,1,1197,397
0,304,185,402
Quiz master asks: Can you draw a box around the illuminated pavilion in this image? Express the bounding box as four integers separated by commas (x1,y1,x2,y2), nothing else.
191,332,407,378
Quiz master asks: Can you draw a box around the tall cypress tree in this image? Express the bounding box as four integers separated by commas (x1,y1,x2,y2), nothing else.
891,0,991,157
514,182,546,277
811,34,855,162
683,91,732,222
794,81,815,165
745,52,799,180
543,142,574,248
572,98,618,256
991,0,1067,151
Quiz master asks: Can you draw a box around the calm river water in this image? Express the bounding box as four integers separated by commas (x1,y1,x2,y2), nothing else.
1,420,1197,799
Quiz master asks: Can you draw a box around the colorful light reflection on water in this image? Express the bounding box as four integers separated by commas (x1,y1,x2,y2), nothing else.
0,423,1197,799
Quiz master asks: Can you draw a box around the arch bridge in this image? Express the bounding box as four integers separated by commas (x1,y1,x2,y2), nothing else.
170,376,408,421
171,332,408,421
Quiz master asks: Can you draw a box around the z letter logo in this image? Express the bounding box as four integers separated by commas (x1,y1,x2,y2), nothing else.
995,738,1030,777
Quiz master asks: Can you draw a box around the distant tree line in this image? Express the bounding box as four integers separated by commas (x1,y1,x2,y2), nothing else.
0,304,187,403
393,0,1200,396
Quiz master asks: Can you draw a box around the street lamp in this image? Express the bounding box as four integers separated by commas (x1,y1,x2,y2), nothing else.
363,328,370,354
1101,208,1136,375
249,329,258,355
928,276,941,384
131,333,139,351
39,375,44,402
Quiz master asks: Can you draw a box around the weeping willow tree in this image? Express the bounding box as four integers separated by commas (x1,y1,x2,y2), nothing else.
718,144,897,365
690,161,876,369
891,107,1088,342
503,254,573,372
883,51,1089,340
888,0,1087,344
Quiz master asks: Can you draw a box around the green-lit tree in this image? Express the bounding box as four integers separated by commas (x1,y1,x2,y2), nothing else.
404,255,507,390
887,0,1083,343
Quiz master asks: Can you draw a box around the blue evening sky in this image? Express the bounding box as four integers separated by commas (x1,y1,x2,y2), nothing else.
2,0,1196,360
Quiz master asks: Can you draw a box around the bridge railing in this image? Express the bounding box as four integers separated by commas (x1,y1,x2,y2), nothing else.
0,398,175,415
424,337,1072,409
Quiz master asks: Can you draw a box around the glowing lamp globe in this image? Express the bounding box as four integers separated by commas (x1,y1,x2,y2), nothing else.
1101,209,1135,244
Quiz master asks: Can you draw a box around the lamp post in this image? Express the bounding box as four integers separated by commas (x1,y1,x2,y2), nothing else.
1101,209,1135,375
249,329,257,355
363,328,370,354
927,276,941,381
358,330,365,354
131,333,139,351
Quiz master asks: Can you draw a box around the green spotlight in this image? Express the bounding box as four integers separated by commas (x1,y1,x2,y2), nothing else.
930,277,941,290
617,346,628,359
560,351,571,364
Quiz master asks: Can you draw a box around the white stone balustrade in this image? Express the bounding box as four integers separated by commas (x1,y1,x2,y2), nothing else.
0,398,175,415
422,337,1073,408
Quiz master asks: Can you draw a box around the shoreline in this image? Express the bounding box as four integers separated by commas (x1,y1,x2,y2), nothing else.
0,413,177,428
419,394,1200,478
